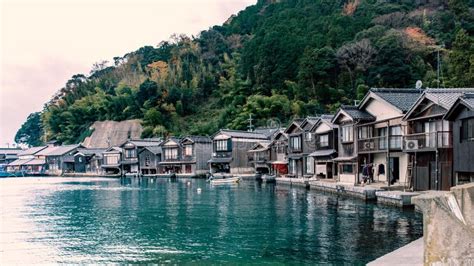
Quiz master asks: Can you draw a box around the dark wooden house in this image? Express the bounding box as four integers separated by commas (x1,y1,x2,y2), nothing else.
403,88,474,191
309,115,337,179
35,144,83,175
0,148,21,165
209,130,270,175
139,146,162,176
268,131,288,177
443,93,474,185
284,118,305,177
73,148,106,174
247,141,272,174
332,105,375,184
101,147,122,176
120,139,161,175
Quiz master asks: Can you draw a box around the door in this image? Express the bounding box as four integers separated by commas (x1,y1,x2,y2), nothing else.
327,162,333,179
389,157,400,184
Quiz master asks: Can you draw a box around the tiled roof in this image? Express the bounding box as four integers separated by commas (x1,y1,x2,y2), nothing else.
0,148,22,155
462,93,474,109
143,146,162,154
125,139,162,147
254,128,280,138
370,88,423,112
341,105,375,121
77,148,107,156
424,88,474,110
36,144,81,156
17,146,48,156
217,129,268,140
182,136,212,143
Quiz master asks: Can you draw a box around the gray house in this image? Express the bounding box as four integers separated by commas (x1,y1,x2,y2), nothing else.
101,147,122,176
72,148,106,174
0,148,21,165
443,93,474,185
309,115,337,179
120,139,162,175
209,129,270,175
159,136,212,176
139,146,162,176
35,144,83,175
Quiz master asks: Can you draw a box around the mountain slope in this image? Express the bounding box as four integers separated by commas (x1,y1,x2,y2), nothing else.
16,0,474,146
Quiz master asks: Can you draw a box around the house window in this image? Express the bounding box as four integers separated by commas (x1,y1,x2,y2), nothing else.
341,164,354,174
216,140,229,152
305,157,314,174
378,127,388,149
320,134,329,147
290,136,301,150
358,126,373,139
125,149,136,159
184,145,193,156
105,154,119,165
290,159,297,174
305,132,313,141
390,126,402,148
461,118,474,142
165,148,178,160
341,126,353,143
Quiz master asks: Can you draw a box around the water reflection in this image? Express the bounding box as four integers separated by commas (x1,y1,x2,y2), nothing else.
0,177,422,264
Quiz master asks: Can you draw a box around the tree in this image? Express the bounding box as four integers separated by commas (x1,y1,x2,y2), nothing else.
447,29,474,87
15,112,44,147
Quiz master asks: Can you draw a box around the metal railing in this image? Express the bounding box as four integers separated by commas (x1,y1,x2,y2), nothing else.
402,131,452,151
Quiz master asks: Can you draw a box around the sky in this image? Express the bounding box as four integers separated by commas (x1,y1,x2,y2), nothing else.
0,0,256,148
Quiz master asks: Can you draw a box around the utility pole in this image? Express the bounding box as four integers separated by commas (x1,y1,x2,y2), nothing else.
247,114,254,132
437,44,445,89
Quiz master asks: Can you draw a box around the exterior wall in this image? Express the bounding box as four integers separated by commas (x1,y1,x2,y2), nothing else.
364,99,400,121
195,142,212,173
452,109,474,174
230,139,260,174
371,152,408,185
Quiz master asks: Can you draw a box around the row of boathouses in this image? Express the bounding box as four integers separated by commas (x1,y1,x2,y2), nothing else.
2,87,474,191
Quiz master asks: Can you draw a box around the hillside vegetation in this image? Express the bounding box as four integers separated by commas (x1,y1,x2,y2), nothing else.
15,0,474,146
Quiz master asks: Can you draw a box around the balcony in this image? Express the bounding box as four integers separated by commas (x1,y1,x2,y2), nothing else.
402,131,452,152
358,135,402,153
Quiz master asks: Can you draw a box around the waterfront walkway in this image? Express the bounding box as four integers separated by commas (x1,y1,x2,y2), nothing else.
368,237,423,265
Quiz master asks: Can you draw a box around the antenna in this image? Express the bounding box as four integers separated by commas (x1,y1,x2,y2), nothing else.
416,80,423,90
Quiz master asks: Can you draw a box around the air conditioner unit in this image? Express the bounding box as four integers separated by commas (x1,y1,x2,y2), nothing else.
364,141,374,150
212,152,217,157
405,140,419,151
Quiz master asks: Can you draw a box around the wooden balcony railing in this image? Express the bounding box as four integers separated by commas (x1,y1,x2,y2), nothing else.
358,135,403,153
402,131,452,151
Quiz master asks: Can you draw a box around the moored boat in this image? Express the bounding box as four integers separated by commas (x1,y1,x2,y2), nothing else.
262,174,276,183
210,176,240,184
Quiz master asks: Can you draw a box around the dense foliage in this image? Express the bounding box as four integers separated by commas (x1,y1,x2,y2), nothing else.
15,112,44,147
21,0,474,144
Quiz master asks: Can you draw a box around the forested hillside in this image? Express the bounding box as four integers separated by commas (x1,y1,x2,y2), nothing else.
16,0,474,146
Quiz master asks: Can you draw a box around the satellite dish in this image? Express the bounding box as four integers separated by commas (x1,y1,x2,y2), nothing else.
416,80,423,89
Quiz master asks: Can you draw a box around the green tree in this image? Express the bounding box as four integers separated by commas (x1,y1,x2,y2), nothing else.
15,112,44,147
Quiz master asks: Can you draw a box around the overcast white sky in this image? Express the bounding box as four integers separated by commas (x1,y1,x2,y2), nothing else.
0,0,255,147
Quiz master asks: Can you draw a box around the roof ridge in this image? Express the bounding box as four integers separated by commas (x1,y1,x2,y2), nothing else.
371,88,422,93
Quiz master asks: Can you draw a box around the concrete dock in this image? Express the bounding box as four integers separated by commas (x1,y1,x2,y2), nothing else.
309,180,383,200
276,177,311,188
368,237,423,266
375,191,421,207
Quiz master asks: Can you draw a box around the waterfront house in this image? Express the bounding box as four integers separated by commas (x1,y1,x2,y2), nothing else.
0,148,21,165
284,118,305,177
332,105,375,184
139,146,162,176
209,129,269,175
120,139,161,175
403,88,474,190
247,141,272,174
101,147,122,175
355,88,422,186
268,131,288,177
72,148,106,174
35,144,83,175
309,115,337,179
159,136,212,176
7,146,48,174
443,93,474,185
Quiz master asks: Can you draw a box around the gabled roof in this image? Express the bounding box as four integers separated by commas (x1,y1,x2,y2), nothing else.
360,88,423,113
181,136,212,144
248,141,271,152
36,144,82,156
103,147,122,153
121,138,162,148
284,118,305,134
161,137,182,147
300,116,320,131
311,114,335,132
404,88,474,120
443,93,474,121
332,105,375,124
141,146,162,155
17,146,48,156
212,129,268,140
254,128,280,138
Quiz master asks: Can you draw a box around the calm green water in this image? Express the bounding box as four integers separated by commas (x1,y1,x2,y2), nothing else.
0,177,422,264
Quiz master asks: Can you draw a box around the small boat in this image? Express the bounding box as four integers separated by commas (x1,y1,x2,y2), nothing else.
210,176,240,185
262,174,276,183
0,164,25,178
